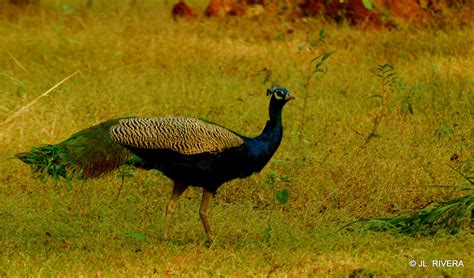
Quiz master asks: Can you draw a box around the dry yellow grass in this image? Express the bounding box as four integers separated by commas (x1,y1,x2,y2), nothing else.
0,0,472,276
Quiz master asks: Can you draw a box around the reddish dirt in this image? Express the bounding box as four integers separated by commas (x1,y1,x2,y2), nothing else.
173,0,473,27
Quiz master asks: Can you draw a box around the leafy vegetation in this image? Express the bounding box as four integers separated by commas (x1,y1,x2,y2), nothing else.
365,63,396,144
350,157,473,235
355,194,473,236
0,0,472,276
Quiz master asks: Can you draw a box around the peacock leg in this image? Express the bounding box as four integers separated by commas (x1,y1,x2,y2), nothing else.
164,181,188,241
199,188,214,244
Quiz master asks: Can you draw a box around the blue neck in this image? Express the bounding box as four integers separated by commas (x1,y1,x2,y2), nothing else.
259,97,284,140
246,97,285,162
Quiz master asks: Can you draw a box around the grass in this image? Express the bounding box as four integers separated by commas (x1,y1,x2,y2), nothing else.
348,193,473,236
1,0,473,276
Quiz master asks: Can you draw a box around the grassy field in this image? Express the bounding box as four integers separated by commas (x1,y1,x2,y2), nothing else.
1,1,473,276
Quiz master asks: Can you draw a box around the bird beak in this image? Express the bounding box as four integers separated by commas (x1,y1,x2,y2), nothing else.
286,93,295,101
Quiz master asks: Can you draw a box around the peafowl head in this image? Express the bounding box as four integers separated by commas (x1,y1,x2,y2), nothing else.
267,87,295,104
266,87,294,121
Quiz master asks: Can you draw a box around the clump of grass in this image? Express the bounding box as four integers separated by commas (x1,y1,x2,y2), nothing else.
346,159,474,236
353,193,473,236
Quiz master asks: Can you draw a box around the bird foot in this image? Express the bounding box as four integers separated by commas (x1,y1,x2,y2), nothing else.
204,237,213,248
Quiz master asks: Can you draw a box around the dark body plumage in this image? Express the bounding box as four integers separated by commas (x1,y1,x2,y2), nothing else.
16,88,294,242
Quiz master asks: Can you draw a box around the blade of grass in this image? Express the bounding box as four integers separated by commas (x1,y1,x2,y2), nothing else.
0,70,80,128
5,48,28,73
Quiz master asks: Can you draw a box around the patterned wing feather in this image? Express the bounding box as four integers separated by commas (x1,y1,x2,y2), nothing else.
109,117,244,155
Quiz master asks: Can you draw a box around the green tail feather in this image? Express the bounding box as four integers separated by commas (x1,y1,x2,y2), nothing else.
16,145,77,187
16,119,136,186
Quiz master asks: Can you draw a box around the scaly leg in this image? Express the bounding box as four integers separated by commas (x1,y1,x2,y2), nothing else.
199,188,213,244
164,181,188,240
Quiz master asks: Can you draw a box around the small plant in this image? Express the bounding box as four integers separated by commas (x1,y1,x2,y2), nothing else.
263,171,289,242
364,63,397,144
398,92,414,117
115,165,134,198
297,28,334,141
258,29,334,142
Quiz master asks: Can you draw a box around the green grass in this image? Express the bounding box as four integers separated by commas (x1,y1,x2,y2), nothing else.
349,193,473,236
1,1,473,276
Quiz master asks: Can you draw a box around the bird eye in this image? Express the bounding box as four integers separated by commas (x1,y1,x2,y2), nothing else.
268,88,289,100
275,89,285,99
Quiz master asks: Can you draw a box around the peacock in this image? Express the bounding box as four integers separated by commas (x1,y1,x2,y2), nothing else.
16,87,294,243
